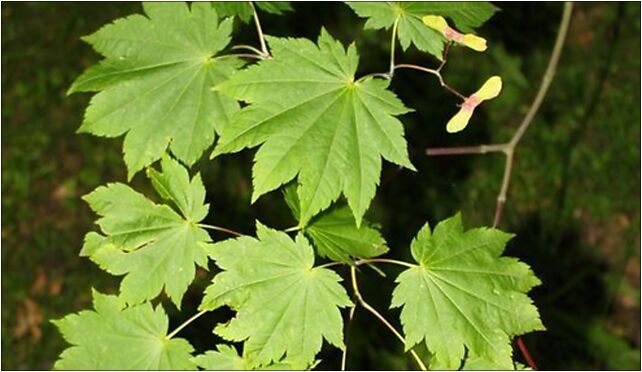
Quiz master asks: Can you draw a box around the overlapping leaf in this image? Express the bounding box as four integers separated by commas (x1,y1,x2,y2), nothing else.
200,222,352,367
391,214,544,369
284,184,388,263
213,29,415,226
52,290,195,370
213,2,293,23
71,2,242,177
81,155,211,307
346,2,497,59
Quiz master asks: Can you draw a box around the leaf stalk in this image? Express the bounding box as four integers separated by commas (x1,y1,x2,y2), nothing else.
350,266,427,370
166,309,208,339
389,16,400,77
249,2,270,58
197,223,244,237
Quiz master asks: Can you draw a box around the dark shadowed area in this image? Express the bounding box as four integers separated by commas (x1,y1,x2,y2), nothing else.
2,2,640,370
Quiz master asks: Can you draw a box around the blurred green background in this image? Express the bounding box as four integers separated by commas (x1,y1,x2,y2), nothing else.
2,2,640,370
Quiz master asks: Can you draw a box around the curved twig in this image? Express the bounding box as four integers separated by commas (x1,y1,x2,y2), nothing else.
350,266,428,370
492,2,573,230
341,305,357,370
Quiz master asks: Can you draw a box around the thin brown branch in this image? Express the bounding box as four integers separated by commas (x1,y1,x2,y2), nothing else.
437,41,452,72
509,2,574,148
492,148,514,228
394,63,466,100
493,1,573,230
426,143,508,156
350,266,427,370
496,3,573,369
341,305,357,371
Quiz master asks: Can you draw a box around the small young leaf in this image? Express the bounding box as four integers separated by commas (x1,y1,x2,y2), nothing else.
391,213,544,369
200,222,353,367
71,2,242,178
82,155,211,307
52,290,195,370
213,28,415,226
284,184,388,263
306,206,388,263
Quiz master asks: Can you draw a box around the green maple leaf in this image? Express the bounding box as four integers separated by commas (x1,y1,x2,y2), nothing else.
81,155,211,307
213,2,293,23
284,184,388,263
199,222,353,367
192,345,306,370
52,290,195,370
346,2,497,59
212,29,415,226
70,2,242,178
390,213,544,369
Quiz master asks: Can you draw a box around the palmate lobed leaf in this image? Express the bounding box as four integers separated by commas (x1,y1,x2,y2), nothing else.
213,29,415,227
81,155,212,307
346,2,497,59
71,2,242,178
52,290,195,370
391,213,544,369
284,184,388,263
200,222,353,367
